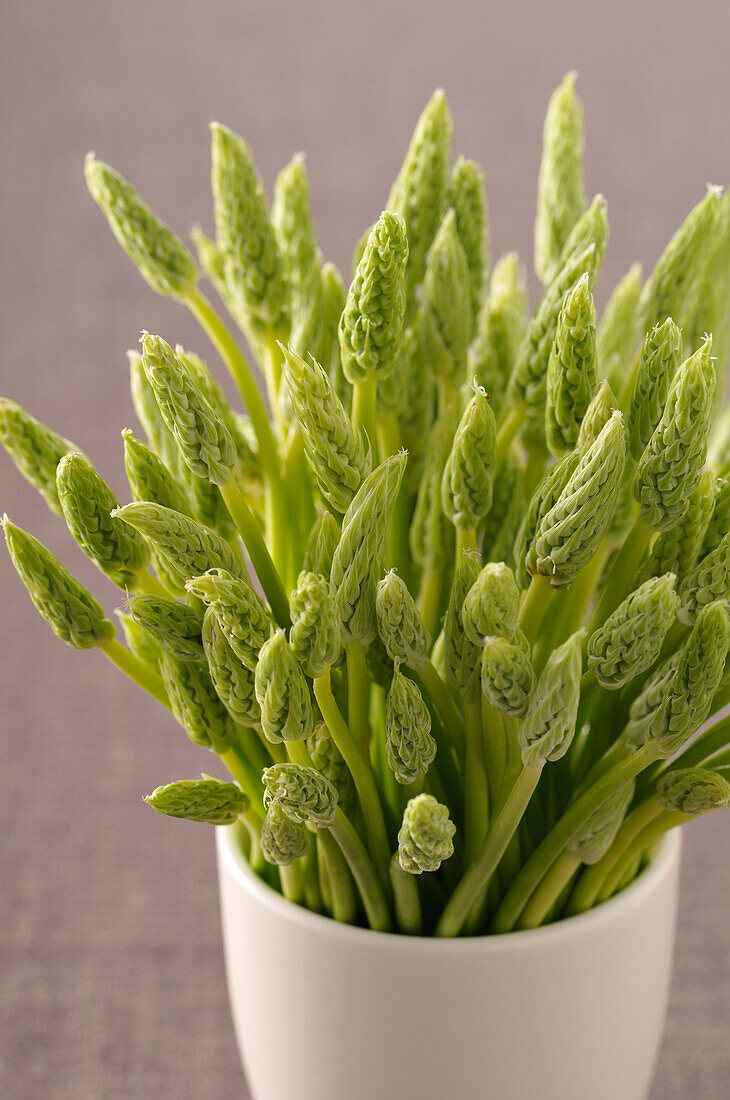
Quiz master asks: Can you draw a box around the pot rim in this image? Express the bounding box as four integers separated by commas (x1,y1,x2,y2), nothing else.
216,823,681,952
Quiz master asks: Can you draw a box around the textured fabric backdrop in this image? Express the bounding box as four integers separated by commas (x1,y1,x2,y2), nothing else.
1,2,729,1096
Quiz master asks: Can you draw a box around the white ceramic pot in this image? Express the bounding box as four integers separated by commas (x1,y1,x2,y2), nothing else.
216,826,681,1100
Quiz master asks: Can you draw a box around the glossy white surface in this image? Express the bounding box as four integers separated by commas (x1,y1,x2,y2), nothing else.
217,826,680,1100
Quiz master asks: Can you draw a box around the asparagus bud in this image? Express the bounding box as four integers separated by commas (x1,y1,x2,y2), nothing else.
634,337,715,531
519,631,583,768
441,383,497,530
302,510,341,576
330,453,407,644
639,470,715,584
650,602,730,757
187,567,271,670
480,633,535,717
339,211,409,383
469,253,527,405
597,262,642,387
555,195,609,288
624,652,681,751
128,350,183,476
3,518,115,649
518,450,579,586
446,156,489,333
255,629,315,744
260,801,311,864
701,476,730,557
534,72,587,284
210,122,288,332
115,609,161,666
272,152,320,303
586,574,680,688
418,209,471,382
84,154,197,299
139,333,236,487
281,345,371,512
201,608,261,728
443,548,482,701
112,503,245,587
576,379,618,454
385,666,436,784
567,781,635,864
545,273,598,455
262,763,338,827
375,569,430,666
307,722,352,803
410,411,457,572
639,187,721,334
291,262,346,393
398,793,456,874
534,412,626,587
628,318,682,462
387,89,452,300
145,775,248,825
127,594,204,662
57,452,150,588
462,561,520,645
159,651,230,752
677,531,730,625
122,430,190,516
290,571,341,678
0,399,80,516
656,768,730,815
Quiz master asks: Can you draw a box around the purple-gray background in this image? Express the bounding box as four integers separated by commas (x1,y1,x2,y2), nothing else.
1,1,729,1096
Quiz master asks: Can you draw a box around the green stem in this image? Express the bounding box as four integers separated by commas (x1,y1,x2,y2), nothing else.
220,744,266,819
418,566,443,639
491,742,660,933
464,700,489,867
100,638,170,707
313,669,392,889
262,328,288,442
598,811,687,901
346,642,371,756
482,698,506,808
495,404,526,467
328,808,391,932
389,853,423,934
279,862,304,903
414,658,466,758
456,527,477,561
586,516,653,635
352,372,377,447
568,797,663,912
302,846,323,913
518,573,558,644
316,831,357,923
436,766,543,937
220,479,291,629
133,569,174,598
518,850,581,929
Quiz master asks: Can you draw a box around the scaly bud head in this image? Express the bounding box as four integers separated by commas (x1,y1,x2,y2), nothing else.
519,630,584,768
639,470,716,585
302,510,341,577
115,609,161,667
624,652,680,751
519,450,579,586
678,531,730,625
545,273,598,455
650,601,730,757
597,262,642,389
639,187,722,334
201,608,261,728
57,452,150,588
555,195,609,286
291,261,346,389
255,630,315,744
127,594,204,662
339,211,408,383
628,318,683,462
122,429,190,516
307,722,352,803
281,345,371,513
480,632,535,717
656,767,730,815
441,383,497,530
113,503,245,589
262,763,338,827
145,775,248,825
387,89,453,300
272,152,320,299
469,252,527,405
634,337,715,531
187,567,271,670
210,122,288,332
289,571,341,678
418,209,471,381
375,569,430,667
462,561,521,645
446,156,489,333
330,453,407,644
534,72,587,283
3,518,115,649
260,801,311,865
443,548,482,701
576,379,618,454
385,666,436,785
159,650,230,752
587,574,680,688
701,475,730,557
535,412,626,587
397,793,456,874
0,399,80,516
84,154,198,299
128,350,182,475
568,781,635,864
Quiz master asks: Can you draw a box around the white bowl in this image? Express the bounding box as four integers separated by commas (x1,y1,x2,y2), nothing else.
217,825,680,1100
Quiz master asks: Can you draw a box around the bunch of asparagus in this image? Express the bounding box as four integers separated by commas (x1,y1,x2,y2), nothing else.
3,73,730,937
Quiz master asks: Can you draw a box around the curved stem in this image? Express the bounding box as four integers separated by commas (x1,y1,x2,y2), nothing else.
328,808,391,932
220,479,291,629
100,638,170,708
